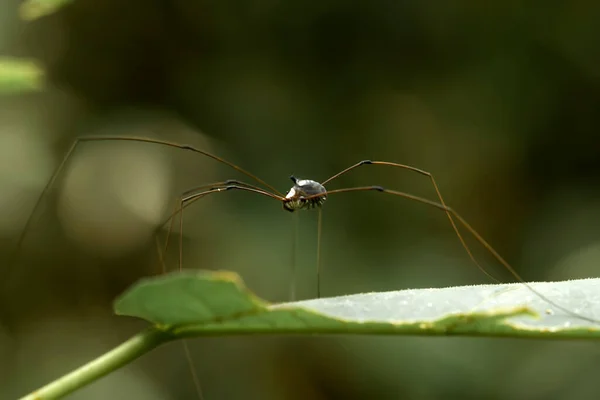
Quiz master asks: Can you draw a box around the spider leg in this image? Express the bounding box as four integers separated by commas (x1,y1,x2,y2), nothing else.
321,160,500,283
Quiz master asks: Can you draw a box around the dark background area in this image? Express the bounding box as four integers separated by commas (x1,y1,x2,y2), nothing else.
1,1,600,399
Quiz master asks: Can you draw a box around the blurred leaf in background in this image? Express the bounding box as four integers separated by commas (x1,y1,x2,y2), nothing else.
0,57,44,93
20,0,73,21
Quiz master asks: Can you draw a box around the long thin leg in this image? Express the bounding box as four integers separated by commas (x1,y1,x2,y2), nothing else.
172,184,283,272
154,182,283,399
179,196,184,272
154,219,204,400
159,183,284,271
181,341,204,400
321,160,500,283
182,185,284,203
291,212,299,301
155,234,167,275
7,136,282,282
162,197,183,273
160,180,266,260
171,183,321,301
317,208,323,299
305,186,600,325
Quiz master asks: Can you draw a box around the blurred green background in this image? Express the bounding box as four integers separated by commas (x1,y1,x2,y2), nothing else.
2,1,600,399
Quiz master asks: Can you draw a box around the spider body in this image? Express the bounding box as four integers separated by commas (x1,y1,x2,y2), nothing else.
283,175,327,212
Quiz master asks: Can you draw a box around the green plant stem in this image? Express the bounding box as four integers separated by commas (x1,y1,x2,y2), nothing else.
19,328,172,400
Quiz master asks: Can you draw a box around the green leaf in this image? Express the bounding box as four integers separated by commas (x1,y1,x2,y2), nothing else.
0,57,44,93
115,270,600,339
20,0,73,21
115,270,268,327
21,272,600,399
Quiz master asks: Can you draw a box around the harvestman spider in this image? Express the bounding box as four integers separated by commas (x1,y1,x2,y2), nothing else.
11,135,600,399
13,135,600,321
